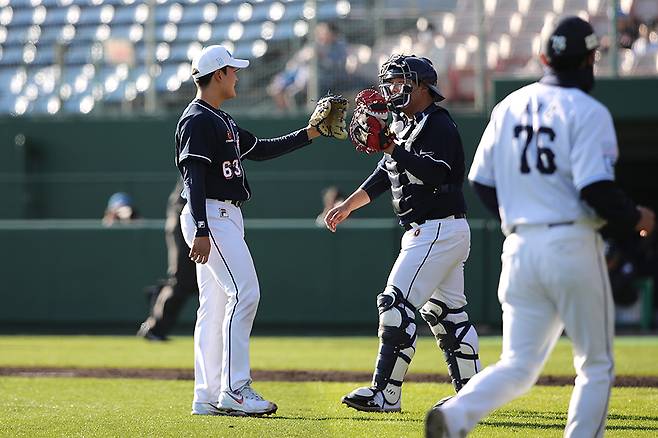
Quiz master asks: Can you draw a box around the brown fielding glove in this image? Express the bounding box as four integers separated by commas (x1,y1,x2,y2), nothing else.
349,88,395,154
308,94,348,140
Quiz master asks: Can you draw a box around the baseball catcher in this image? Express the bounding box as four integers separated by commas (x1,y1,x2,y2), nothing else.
326,54,481,414
308,93,349,140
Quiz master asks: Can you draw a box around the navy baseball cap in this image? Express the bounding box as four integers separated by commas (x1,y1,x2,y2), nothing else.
191,45,249,79
544,16,599,70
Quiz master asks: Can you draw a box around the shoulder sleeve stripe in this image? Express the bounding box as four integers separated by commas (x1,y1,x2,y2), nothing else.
191,101,232,131
240,137,259,158
424,156,451,170
179,153,212,163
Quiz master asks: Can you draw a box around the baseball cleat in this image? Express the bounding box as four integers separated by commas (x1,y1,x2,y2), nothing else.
191,402,224,416
217,384,278,416
341,386,401,412
425,407,449,438
136,323,169,342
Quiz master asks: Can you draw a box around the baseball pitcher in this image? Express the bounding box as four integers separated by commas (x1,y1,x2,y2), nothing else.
176,45,347,417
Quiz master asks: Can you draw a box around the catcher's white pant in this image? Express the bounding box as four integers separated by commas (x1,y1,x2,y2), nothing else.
180,200,259,404
391,217,470,309
440,223,614,438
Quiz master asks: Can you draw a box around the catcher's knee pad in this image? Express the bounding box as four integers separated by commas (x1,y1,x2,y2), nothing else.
377,285,416,347
372,285,417,399
420,298,480,391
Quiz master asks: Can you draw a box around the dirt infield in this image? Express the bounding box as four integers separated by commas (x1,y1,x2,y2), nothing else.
1,367,657,387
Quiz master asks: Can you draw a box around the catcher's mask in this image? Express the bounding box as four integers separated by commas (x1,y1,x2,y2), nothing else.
378,54,444,110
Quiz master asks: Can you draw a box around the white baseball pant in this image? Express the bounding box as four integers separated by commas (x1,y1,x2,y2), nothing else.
180,199,260,404
440,223,614,437
390,217,471,309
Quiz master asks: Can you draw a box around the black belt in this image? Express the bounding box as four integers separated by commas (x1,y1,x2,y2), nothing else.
403,213,466,231
212,199,244,207
510,221,574,234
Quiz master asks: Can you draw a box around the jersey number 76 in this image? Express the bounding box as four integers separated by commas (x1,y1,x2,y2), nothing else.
514,125,557,175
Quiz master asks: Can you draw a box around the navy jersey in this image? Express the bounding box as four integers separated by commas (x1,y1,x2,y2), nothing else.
175,98,311,235
361,103,467,226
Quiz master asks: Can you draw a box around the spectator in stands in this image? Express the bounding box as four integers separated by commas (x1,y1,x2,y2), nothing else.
268,22,348,111
102,192,139,226
617,14,640,49
137,180,198,341
632,23,658,56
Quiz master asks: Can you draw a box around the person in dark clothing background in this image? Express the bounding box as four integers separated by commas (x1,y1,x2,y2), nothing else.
137,179,197,341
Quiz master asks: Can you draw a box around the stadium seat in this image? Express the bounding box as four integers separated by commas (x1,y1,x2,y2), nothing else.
168,42,189,62
77,6,105,26
42,7,69,26
2,46,24,65
112,5,144,26
9,8,34,27
4,26,30,44
33,44,56,65
178,4,210,24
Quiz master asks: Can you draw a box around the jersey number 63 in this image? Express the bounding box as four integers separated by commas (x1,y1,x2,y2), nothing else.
222,160,243,179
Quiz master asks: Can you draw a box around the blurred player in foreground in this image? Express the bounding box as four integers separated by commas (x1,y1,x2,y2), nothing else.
426,16,655,438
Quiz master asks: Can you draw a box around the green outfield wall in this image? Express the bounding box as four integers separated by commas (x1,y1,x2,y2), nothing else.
0,114,491,220
0,219,503,333
1,77,656,332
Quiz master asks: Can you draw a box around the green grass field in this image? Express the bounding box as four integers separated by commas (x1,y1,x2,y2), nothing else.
1,335,657,437
2,335,658,376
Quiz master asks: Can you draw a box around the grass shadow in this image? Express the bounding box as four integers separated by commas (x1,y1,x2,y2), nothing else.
608,413,658,422
262,415,423,423
484,410,658,432
492,410,566,421
480,420,565,430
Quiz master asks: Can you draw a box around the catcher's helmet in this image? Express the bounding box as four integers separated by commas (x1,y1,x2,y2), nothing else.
378,54,445,109
544,16,599,71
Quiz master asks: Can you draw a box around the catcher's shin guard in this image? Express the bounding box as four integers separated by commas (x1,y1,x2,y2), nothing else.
372,285,417,405
420,298,480,391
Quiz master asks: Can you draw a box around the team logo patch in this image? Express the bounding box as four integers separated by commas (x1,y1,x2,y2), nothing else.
198,221,206,229
551,35,567,54
219,208,228,218
226,130,235,142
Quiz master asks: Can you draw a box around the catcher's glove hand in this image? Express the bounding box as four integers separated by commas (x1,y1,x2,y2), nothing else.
349,88,395,154
308,94,348,140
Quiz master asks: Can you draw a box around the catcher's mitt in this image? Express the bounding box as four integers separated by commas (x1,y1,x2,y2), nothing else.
308,94,348,140
349,88,395,154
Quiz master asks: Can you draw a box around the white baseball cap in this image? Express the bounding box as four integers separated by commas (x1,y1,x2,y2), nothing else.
191,45,249,79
